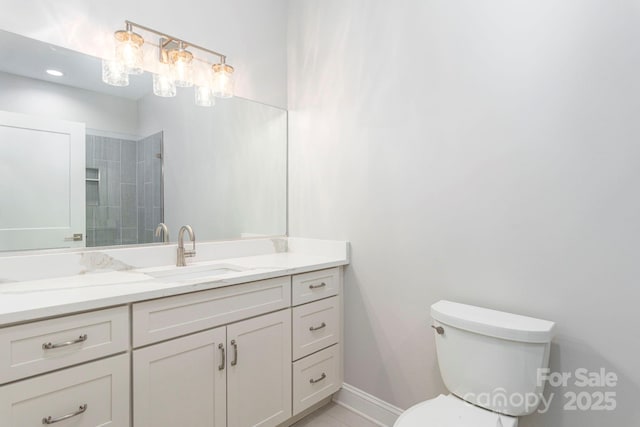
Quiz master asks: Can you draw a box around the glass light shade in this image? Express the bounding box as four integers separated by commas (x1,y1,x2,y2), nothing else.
101,59,129,86
211,63,234,98
114,30,144,75
153,66,176,97
194,86,215,107
169,49,194,87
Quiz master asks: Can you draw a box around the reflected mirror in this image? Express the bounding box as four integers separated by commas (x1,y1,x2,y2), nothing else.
0,30,287,252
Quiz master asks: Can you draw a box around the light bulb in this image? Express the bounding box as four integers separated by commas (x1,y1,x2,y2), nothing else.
101,59,129,86
153,63,176,97
169,44,193,87
195,86,215,107
114,29,144,75
211,63,234,98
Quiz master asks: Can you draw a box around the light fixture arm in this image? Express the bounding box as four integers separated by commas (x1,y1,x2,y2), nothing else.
124,20,227,64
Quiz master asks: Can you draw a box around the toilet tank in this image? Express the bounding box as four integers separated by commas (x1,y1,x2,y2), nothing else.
431,300,555,417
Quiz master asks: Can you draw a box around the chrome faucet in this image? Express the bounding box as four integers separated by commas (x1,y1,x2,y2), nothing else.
155,223,169,243
177,225,196,267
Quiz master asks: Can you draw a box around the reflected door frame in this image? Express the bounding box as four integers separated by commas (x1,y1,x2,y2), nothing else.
0,110,85,251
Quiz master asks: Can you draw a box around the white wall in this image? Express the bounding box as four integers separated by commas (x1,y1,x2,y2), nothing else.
288,1,640,425
0,72,138,135
137,91,287,241
0,0,288,108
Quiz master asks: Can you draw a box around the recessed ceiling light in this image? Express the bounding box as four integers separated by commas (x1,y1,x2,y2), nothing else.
46,69,64,77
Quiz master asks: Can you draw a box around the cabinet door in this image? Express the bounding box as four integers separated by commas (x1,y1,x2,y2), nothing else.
133,327,226,427
227,309,292,427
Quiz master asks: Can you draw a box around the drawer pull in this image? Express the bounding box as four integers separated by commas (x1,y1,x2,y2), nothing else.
309,373,327,384
309,282,327,290
42,334,88,350
230,339,238,366
309,322,327,332
42,403,88,424
218,343,225,370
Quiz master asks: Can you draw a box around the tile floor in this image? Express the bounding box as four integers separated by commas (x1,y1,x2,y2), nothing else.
293,402,380,427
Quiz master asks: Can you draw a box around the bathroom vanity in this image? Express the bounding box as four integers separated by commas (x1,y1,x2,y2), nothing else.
0,238,348,426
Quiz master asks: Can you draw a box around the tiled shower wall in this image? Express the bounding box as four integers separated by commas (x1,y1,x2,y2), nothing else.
85,132,162,247
137,132,163,244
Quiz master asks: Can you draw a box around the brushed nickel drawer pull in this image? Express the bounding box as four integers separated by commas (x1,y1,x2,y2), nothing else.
309,322,327,332
309,373,327,384
230,339,238,366
42,334,88,350
309,282,326,290
218,343,225,371
42,403,87,424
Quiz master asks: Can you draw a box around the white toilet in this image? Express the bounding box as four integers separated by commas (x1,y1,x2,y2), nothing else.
394,300,555,427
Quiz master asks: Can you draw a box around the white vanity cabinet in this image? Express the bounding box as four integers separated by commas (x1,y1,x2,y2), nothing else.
133,327,227,427
0,265,344,427
227,309,292,426
0,306,129,384
0,305,130,427
290,268,343,417
0,354,130,426
132,277,293,427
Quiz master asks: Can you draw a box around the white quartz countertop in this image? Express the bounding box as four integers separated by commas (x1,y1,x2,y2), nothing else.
0,251,347,325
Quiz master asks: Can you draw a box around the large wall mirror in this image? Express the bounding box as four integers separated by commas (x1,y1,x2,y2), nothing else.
0,30,287,253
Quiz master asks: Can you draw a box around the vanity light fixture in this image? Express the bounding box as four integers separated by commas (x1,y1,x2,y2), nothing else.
169,41,194,88
153,62,177,97
103,20,235,105
101,59,129,86
211,63,234,98
114,22,144,75
195,85,215,107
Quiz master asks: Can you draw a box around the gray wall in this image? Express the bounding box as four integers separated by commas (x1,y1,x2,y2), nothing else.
288,1,640,426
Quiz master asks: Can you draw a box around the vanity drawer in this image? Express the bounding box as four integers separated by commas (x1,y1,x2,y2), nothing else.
0,353,129,426
0,306,129,384
292,296,339,360
293,344,341,415
133,276,291,347
292,268,340,306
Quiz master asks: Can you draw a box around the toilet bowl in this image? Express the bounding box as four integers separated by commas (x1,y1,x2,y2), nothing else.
394,394,517,427
394,301,555,427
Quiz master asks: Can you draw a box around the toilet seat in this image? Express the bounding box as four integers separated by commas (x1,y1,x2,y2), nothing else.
394,394,518,427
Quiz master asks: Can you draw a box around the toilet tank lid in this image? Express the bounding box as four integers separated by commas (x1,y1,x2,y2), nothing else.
431,300,555,343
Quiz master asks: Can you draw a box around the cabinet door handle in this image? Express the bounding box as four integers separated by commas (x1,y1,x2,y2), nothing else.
230,339,238,366
42,404,88,424
63,233,83,242
309,322,327,332
309,373,327,384
309,282,326,290
218,343,225,371
42,334,88,350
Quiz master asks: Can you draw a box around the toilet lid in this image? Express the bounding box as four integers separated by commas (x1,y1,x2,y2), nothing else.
394,394,518,427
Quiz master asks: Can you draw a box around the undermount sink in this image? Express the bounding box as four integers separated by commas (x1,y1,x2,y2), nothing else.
146,264,246,282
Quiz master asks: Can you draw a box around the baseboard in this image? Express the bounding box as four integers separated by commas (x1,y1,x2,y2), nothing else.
332,383,403,427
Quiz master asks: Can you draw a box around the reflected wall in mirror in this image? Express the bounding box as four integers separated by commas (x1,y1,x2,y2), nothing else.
0,30,287,253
